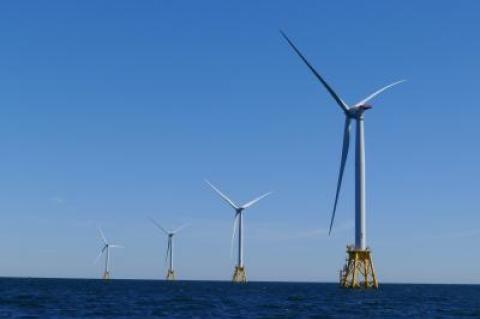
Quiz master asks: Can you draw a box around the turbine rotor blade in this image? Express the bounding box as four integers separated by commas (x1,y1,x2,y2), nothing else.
172,223,189,234
329,117,351,235
241,192,273,209
148,217,169,235
205,179,239,210
354,80,406,106
280,30,350,113
94,246,106,264
97,226,108,245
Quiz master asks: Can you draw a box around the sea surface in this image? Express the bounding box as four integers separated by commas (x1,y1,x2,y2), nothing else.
0,278,478,318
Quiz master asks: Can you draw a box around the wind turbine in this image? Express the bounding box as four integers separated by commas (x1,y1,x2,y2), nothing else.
205,179,272,283
149,217,188,281
95,226,123,280
281,31,405,288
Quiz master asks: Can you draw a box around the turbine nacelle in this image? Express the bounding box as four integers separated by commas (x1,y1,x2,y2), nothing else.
357,104,372,110
347,104,372,118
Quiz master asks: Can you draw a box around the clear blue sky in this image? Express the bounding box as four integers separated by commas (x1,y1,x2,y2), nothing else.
0,1,479,283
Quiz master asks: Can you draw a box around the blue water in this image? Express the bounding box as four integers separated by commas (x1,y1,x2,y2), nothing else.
0,279,478,318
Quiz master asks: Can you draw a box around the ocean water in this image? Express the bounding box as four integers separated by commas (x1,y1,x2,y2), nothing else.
0,278,478,318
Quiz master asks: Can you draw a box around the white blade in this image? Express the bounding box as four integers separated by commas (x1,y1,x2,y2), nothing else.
205,179,239,210
97,226,108,245
241,192,273,209
280,30,350,113
354,80,406,106
230,213,239,259
172,223,189,234
329,117,351,235
94,245,106,264
149,217,169,235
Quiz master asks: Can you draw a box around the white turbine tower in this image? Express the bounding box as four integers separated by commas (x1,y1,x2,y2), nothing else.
205,179,272,283
281,31,405,289
149,217,188,281
95,227,122,280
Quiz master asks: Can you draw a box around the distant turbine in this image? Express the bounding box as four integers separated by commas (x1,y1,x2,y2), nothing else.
205,179,272,283
149,217,188,281
94,226,123,280
281,30,405,288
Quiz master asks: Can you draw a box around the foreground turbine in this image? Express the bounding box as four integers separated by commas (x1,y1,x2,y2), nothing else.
281,31,404,288
149,217,188,281
95,227,123,280
205,179,272,283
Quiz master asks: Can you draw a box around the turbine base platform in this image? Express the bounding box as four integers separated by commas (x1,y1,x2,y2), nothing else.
340,246,378,289
166,270,176,281
103,271,110,280
232,266,247,283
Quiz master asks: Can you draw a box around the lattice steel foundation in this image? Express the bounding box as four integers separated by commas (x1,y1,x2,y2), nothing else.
232,266,247,283
340,245,378,289
166,270,176,281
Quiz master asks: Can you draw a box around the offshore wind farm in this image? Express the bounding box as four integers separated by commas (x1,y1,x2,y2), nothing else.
0,1,480,318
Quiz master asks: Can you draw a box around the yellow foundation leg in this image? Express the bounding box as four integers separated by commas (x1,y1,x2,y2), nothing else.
340,245,378,289
166,270,176,281
232,266,247,283
103,271,110,280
